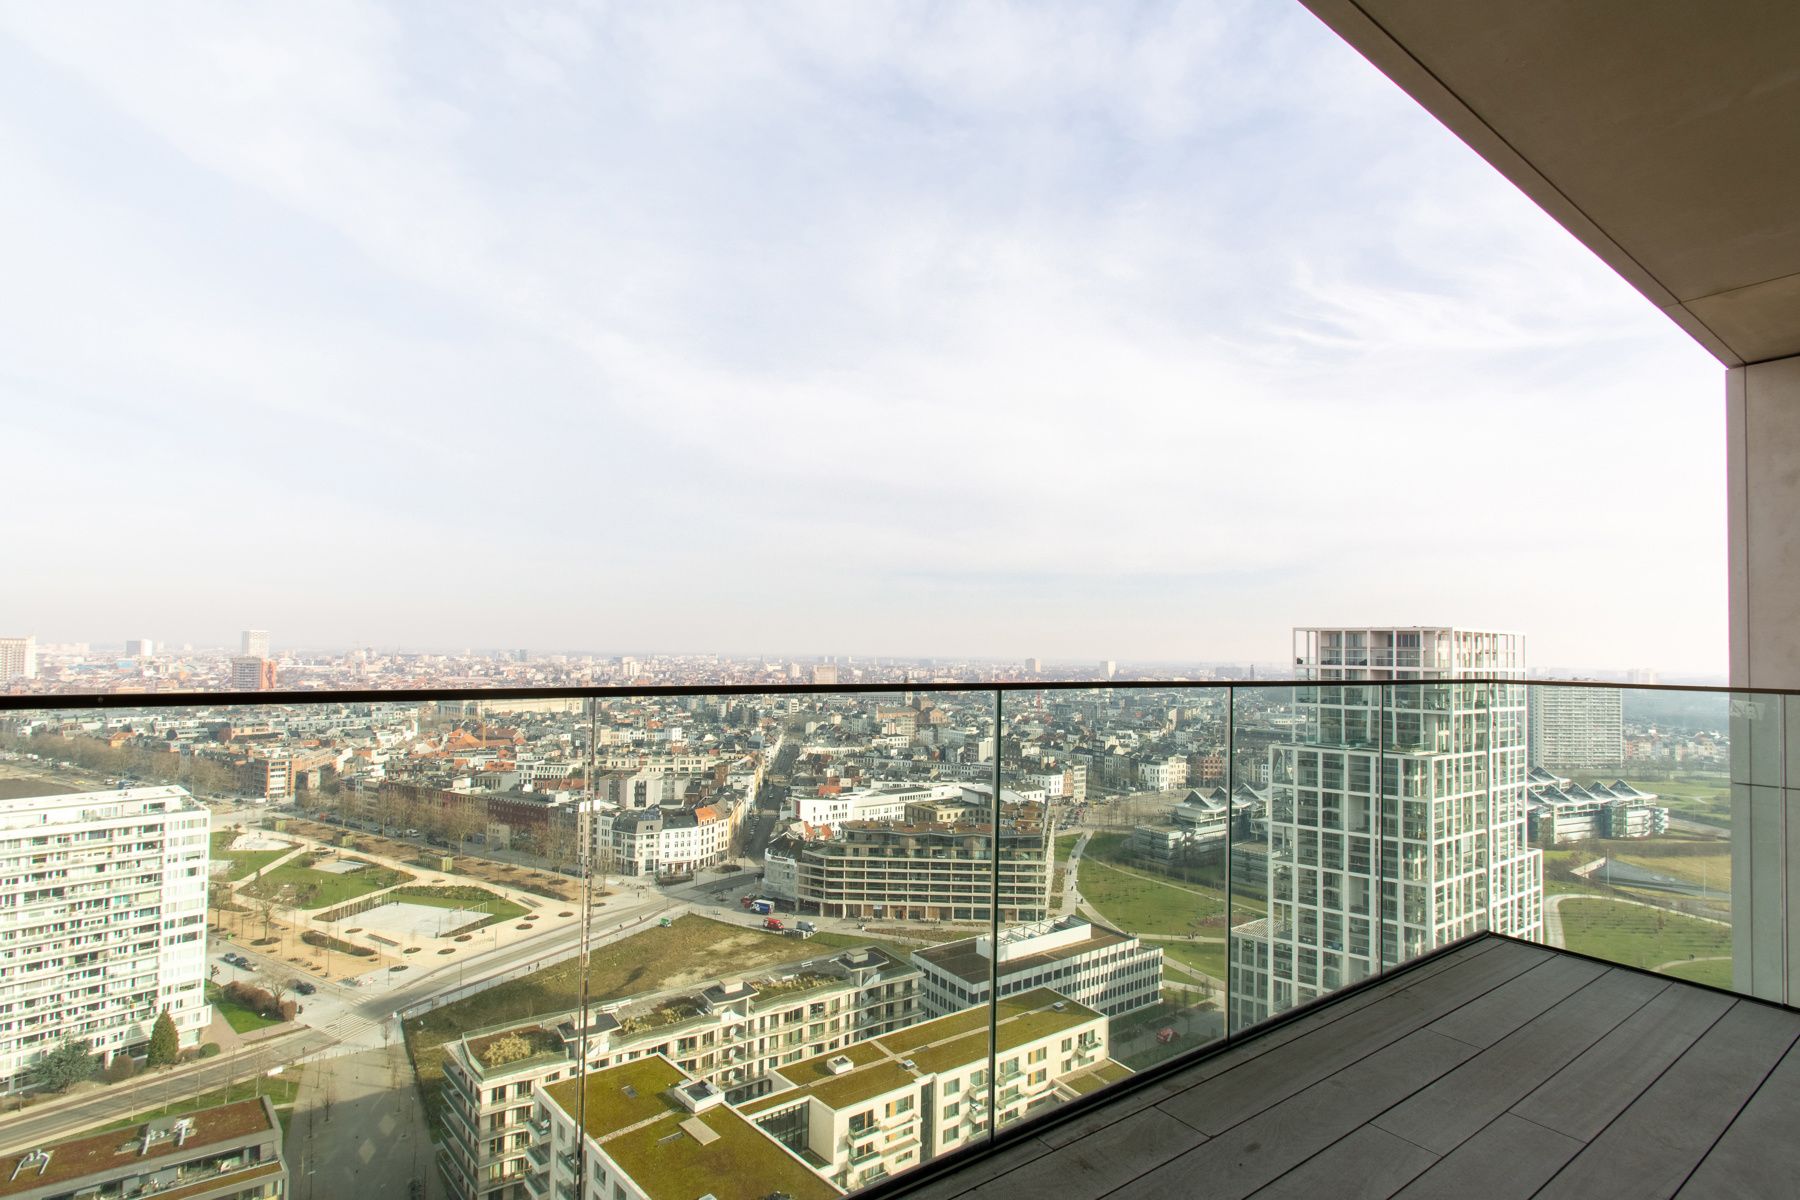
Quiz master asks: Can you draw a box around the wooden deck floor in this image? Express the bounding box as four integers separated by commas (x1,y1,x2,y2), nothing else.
900,936,1800,1200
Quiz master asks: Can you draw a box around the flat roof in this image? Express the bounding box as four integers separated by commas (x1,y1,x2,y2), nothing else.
0,1099,275,1199
543,1060,835,1200
758,989,1103,1112
913,926,1132,987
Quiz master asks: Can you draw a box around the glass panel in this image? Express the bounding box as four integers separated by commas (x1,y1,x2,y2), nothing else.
1227,684,1294,1031
992,685,1227,1124
1529,685,1734,991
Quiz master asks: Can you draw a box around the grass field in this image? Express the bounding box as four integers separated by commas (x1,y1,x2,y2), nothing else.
1056,834,1081,864
206,980,281,1033
84,1076,301,1134
1557,897,1731,974
209,830,295,883
1659,957,1734,989
1152,939,1228,982
1612,850,1731,893
404,916,922,1132
239,854,412,909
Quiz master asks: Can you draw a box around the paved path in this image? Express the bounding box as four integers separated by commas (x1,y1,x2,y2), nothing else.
288,1040,436,1200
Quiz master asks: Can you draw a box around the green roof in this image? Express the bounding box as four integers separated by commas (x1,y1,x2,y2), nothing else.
544,1058,686,1135
602,1109,837,1200
796,1060,917,1110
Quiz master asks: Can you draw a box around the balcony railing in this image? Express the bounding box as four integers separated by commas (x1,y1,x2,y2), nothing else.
0,677,1773,1200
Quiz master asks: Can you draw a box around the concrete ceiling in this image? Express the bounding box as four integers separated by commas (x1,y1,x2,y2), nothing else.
1300,0,1800,367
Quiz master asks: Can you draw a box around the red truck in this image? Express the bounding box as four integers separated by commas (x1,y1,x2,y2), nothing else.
762,917,784,931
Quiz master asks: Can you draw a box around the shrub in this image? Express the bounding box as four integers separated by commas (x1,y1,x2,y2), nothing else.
480,1033,534,1067
147,1011,180,1067
198,1043,222,1059
26,1039,96,1093
103,1054,139,1083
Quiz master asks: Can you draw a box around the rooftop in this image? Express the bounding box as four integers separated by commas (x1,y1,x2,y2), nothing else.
541,1059,836,1200
0,1099,275,1199
898,936,1800,1200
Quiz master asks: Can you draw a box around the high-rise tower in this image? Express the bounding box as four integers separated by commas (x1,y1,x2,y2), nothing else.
1229,626,1542,1028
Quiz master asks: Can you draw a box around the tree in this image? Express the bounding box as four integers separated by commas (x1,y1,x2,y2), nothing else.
146,1010,180,1067
25,1039,95,1093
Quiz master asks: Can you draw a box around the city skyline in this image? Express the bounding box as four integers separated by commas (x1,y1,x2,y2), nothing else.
0,3,1726,675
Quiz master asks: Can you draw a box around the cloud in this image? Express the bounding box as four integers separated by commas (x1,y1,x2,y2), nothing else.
0,1,1725,671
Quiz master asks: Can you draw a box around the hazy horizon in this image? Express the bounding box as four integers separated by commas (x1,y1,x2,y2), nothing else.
1,2,1727,676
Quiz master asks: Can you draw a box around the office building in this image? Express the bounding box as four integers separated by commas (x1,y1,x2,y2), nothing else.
0,1098,286,1200
911,917,1164,1018
0,636,36,680
124,638,155,658
229,655,277,691
1527,770,1670,844
1229,627,1543,1029
0,786,211,1091
239,629,269,658
1528,684,1624,771
439,946,918,1200
811,663,838,685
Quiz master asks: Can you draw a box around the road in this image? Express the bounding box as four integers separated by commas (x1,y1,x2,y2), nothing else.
0,1028,335,1155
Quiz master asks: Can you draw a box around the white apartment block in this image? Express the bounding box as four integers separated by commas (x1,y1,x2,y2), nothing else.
1230,627,1544,1030
733,989,1114,1188
0,787,211,1090
787,782,963,828
0,636,36,680
440,946,919,1200
583,804,731,877
1137,756,1188,791
1527,685,1624,772
911,917,1164,1019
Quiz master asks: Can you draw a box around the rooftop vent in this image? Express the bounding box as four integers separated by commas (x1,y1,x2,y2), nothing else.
9,1150,52,1183
824,1055,855,1076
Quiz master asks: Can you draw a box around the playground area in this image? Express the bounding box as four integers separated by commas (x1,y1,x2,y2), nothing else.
357,900,490,940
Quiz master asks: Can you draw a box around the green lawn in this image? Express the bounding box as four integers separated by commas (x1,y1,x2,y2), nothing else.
209,830,295,883
1557,897,1732,974
1151,939,1228,982
1077,855,1257,937
1056,834,1081,864
404,916,918,1134
239,853,412,909
206,980,280,1033
1659,957,1734,989
83,1076,301,1134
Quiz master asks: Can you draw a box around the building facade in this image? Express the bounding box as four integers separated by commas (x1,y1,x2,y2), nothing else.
910,917,1164,1019
438,945,919,1200
0,1098,286,1200
229,656,277,691
1527,772,1670,843
0,636,36,680
1527,684,1624,772
1229,627,1544,1029
773,809,1053,923
0,786,211,1090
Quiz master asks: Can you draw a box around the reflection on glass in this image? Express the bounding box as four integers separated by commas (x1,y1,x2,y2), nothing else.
1530,686,1733,991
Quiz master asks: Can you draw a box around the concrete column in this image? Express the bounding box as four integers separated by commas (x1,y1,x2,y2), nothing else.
1727,353,1800,1002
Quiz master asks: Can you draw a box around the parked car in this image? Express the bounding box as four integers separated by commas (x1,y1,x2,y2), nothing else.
291,980,317,996
762,917,784,931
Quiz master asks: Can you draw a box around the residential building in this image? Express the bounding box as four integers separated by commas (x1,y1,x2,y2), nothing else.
124,638,155,658
1137,755,1187,791
734,988,1117,1188
1229,627,1543,1029
1127,784,1262,863
438,946,918,1200
771,805,1053,922
229,655,276,691
0,1098,286,1200
1527,771,1670,844
586,805,730,878
239,629,270,658
788,782,962,827
1528,684,1624,772
0,636,36,680
911,917,1163,1018
811,663,839,686
0,787,211,1091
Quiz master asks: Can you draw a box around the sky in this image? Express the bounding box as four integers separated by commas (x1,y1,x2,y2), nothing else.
0,1,1727,674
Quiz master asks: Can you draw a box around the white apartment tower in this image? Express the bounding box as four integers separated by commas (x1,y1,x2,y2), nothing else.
1527,684,1624,772
1229,627,1543,1029
0,787,212,1090
0,636,37,680
239,629,270,658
